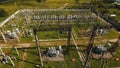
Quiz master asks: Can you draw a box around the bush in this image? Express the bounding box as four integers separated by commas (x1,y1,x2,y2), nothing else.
103,0,114,3
0,8,8,17
0,0,14,4
36,0,46,2
0,0,8,2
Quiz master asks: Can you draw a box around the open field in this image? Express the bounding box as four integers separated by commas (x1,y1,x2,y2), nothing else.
0,45,82,68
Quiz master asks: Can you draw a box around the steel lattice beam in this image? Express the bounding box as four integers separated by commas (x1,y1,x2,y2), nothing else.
33,25,72,67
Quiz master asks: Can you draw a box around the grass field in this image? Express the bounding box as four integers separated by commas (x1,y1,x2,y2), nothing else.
0,48,24,68
1,45,120,68
0,0,102,23
79,45,120,68
0,45,82,68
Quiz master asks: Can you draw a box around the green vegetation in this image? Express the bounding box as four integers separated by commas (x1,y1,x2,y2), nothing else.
107,47,120,67
36,0,46,2
103,0,114,3
0,45,82,68
0,0,119,22
0,0,120,68
0,0,8,2
0,8,8,17
103,29,120,39
0,48,24,68
80,45,120,68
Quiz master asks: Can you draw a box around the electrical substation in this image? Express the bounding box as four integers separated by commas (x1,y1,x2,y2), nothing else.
0,9,120,68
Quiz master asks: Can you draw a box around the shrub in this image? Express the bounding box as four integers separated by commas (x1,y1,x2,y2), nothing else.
0,8,8,17
0,0,8,2
36,0,46,2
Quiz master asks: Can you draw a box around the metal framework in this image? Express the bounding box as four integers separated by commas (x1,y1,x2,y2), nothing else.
83,26,98,68
33,25,72,67
83,25,116,68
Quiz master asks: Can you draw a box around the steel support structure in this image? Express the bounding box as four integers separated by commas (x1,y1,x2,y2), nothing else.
83,26,97,68
33,25,72,67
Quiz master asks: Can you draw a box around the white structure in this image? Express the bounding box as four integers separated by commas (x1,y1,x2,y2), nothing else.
7,30,12,37
15,28,20,35
110,14,116,17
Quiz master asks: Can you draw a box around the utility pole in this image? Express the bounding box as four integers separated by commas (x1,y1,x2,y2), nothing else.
8,56,15,66
83,26,97,68
33,29,43,67
0,31,7,43
0,47,5,56
14,46,20,56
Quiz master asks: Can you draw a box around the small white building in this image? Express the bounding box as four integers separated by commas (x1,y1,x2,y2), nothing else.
114,0,120,6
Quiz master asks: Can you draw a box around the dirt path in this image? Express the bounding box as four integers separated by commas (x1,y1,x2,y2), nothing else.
0,38,119,48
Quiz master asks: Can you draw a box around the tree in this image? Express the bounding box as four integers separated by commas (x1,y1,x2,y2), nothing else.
36,0,43,2
103,0,114,3
0,8,8,17
36,0,46,2
0,0,8,2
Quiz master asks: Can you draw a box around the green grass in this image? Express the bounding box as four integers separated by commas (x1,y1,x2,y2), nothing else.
80,45,120,68
37,31,67,40
90,47,120,68
22,47,39,68
20,36,33,43
106,47,120,67
0,48,24,68
0,0,120,23
0,0,94,22
90,59,101,68
103,29,120,39
0,45,82,68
